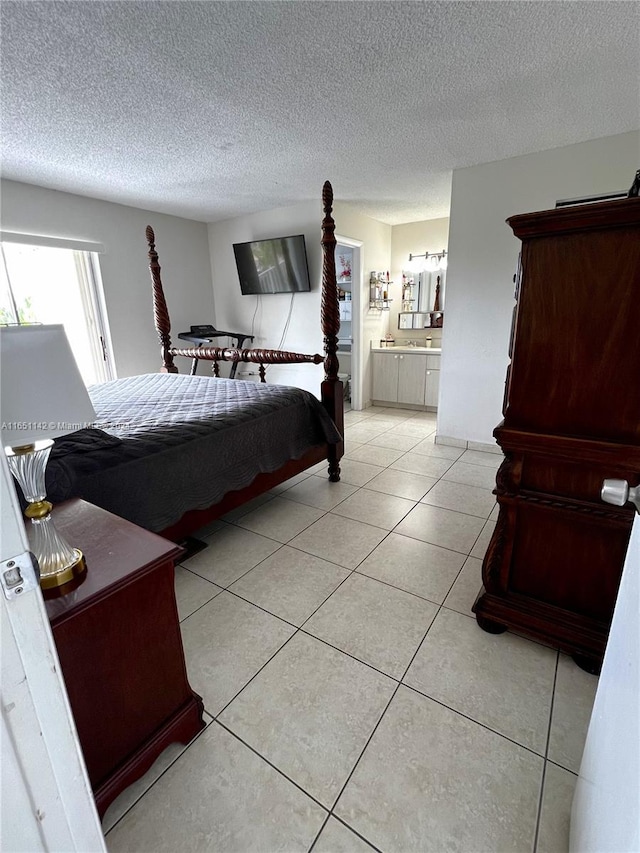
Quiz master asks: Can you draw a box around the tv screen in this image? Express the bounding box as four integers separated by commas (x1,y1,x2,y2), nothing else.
233,234,311,295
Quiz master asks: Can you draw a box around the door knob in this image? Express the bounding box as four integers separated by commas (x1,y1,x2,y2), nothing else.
601,479,640,513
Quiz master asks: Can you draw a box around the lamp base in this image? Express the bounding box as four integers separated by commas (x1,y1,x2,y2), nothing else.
39,548,87,591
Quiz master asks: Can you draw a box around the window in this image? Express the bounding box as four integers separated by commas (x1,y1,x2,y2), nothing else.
0,235,114,386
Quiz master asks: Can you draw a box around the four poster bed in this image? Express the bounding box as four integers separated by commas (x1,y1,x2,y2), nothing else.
45,181,344,541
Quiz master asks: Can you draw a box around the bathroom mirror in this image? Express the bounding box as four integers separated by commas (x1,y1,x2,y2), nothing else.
399,270,445,328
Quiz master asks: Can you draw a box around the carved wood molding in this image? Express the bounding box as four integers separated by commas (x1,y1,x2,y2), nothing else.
146,226,178,374
494,453,517,496
482,505,508,591
321,180,339,383
169,346,323,366
515,491,634,523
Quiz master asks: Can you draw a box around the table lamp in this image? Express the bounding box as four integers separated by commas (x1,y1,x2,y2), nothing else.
0,325,97,593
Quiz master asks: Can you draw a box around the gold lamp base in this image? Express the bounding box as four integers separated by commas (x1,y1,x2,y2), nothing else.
39,548,87,590
6,441,88,596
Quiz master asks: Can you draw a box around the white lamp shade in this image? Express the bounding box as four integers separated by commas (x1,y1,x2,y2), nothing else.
1,325,97,447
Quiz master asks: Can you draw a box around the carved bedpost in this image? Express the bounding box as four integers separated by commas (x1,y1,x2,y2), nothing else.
146,225,178,374
320,180,344,481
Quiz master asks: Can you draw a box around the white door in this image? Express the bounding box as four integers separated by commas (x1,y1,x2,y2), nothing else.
0,452,106,852
570,484,640,851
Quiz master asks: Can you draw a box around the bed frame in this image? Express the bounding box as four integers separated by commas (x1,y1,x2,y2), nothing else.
146,180,345,542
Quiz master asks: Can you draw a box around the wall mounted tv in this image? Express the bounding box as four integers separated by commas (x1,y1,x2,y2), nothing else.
233,234,311,295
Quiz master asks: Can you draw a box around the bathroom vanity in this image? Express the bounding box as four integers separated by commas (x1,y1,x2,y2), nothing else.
371,347,441,409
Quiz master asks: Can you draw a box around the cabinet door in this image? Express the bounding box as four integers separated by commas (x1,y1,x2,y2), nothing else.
398,354,427,405
425,368,440,408
372,352,399,402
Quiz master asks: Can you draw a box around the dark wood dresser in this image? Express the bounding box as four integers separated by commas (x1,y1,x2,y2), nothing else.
46,499,205,817
473,197,640,671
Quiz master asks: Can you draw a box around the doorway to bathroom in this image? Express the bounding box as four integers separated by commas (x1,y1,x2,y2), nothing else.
335,235,363,410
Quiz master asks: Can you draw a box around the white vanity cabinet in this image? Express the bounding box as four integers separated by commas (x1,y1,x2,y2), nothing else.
372,350,441,408
424,356,440,408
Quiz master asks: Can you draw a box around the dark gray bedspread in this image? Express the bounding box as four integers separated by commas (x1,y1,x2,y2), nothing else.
46,373,341,532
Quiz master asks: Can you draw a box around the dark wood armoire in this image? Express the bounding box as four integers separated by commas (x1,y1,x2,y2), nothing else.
473,196,640,672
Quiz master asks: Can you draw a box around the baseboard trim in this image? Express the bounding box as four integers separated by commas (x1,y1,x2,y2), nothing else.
435,434,468,448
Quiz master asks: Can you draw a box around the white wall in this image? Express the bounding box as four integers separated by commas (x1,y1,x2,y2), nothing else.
0,180,214,377
207,198,392,402
438,131,640,445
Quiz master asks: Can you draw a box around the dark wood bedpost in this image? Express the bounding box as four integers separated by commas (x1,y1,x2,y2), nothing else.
146,225,178,373
320,180,344,481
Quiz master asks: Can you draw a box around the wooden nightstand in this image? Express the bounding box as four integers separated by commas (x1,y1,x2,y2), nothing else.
45,499,205,818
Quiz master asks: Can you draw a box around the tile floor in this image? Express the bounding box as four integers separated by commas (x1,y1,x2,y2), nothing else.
104,406,599,852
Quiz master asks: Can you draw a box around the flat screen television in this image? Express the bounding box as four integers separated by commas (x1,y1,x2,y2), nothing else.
233,234,311,295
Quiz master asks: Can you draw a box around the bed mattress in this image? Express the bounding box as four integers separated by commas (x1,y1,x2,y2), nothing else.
46,373,341,532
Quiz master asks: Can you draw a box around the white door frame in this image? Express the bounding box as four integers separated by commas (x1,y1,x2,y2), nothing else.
335,234,363,410
0,452,106,852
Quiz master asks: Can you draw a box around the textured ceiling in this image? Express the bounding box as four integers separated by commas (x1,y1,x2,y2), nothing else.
1,1,639,225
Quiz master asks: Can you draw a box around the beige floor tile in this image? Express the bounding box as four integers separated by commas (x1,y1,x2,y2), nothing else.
369,408,417,422
182,525,281,588
395,503,485,554
102,714,214,833
409,438,465,460
364,468,438,501
536,763,577,853
344,444,406,467
180,592,295,715
420,479,496,518
459,448,504,468
357,532,465,604
325,458,385,487
221,492,275,521
391,420,437,438
280,476,358,510
333,488,416,531
106,723,326,852
229,545,350,626
289,514,388,569
365,405,394,414
313,817,377,852
344,422,390,443
173,565,222,621
304,573,438,679
102,741,190,834
236,495,325,542
343,410,373,425
307,458,332,475
442,459,499,490
470,519,496,559
407,410,438,422
404,609,556,753
335,686,543,853
467,440,503,455
443,556,483,616
547,654,598,772
367,431,422,451
192,518,225,538
219,632,395,808
269,470,315,494
390,451,454,478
